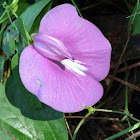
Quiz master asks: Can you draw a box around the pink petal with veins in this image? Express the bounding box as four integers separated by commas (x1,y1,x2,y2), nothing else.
39,4,111,81
19,45,103,112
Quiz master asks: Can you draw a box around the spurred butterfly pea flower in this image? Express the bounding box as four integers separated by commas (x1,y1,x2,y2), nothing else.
19,4,111,113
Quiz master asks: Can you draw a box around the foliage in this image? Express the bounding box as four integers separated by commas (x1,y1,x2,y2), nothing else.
128,0,140,35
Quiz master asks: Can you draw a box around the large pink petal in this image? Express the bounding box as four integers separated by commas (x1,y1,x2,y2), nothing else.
39,4,111,81
19,45,103,113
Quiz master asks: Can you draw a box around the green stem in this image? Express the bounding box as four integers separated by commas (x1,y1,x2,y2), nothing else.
127,113,140,122
0,18,8,24
0,20,9,34
72,107,95,140
132,0,139,21
95,108,125,115
125,62,129,113
96,108,140,122
11,0,19,8
71,106,140,140
104,122,140,140
7,65,11,78
126,118,136,140
5,6,16,29
25,29,32,45
10,8,18,18
4,3,18,30
72,111,92,140
71,0,83,18
5,2,31,46
0,10,7,21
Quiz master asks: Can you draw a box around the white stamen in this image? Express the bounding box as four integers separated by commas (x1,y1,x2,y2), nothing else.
61,59,87,76
72,61,87,71
74,60,83,64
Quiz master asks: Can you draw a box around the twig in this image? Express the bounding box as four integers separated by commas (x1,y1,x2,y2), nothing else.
63,114,72,139
105,21,133,95
117,62,140,73
113,18,133,73
125,130,140,140
108,74,140,91
108,84,140,107
65,116,120,121
104,122,140,140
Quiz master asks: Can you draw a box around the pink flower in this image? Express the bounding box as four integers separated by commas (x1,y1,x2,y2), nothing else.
19,4,111,113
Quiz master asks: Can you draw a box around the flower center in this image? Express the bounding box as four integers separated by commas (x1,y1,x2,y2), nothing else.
33,34,87,75
61,59,87,76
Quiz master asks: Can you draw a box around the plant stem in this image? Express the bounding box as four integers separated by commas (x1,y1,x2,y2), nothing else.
5,7,13,26
104,122,140,140
126,118,136,140
95,108,125,115
72,111,92,140
127,114,140,122
125,62,129,113
7,65,11,78
96,108,140,122
72,107,95,140
132,0,139,21
10,8,18,18
71,107,140,140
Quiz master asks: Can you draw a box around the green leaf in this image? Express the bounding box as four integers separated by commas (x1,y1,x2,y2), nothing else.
30,1,53,34
15,17,28,42
2,28,19,56
2,0,50,56
0,56,5,82
128,2,140,36
9,37,16,54
15,0,29,16
0,19,9,48
16,35,28,54
8,28,19,42
20,0,51,32
0,78,68,140
11,53,42,110
0,127,12,140
15,17,29,53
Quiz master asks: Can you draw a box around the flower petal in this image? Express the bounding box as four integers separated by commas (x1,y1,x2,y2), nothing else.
39,4,111,81
19,46,103,113
33,34,73,61
73,48,111,81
